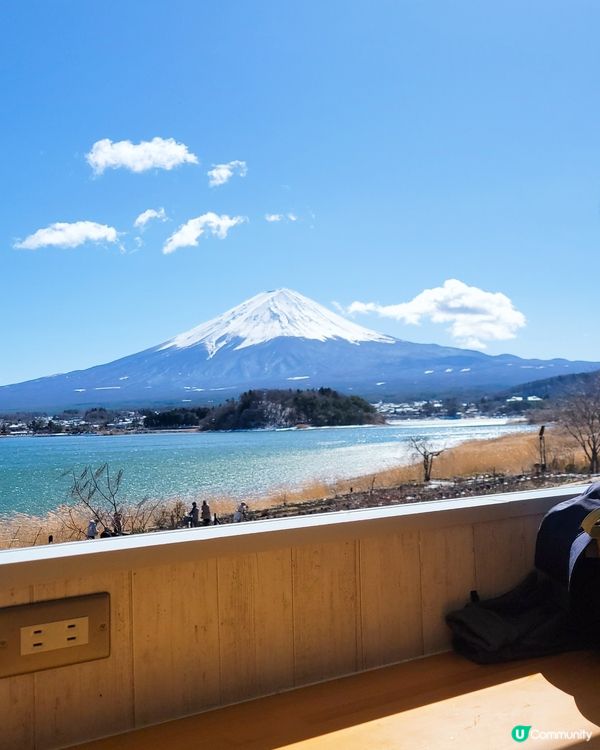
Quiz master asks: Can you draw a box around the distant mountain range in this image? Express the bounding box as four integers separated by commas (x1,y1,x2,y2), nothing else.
1,288,598,411
495,368,600,402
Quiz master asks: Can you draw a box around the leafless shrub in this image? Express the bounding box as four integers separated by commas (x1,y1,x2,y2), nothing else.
409,437,445,482
60,464,163,536
558,376,600,474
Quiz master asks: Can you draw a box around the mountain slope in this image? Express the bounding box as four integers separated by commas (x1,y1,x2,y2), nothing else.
159,288,394,355
494,367,600,401
1,289,599,410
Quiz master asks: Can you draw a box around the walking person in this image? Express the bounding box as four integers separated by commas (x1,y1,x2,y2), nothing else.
86,519,97,539
190,501,200,527
201,500,212,526
233,502,248,522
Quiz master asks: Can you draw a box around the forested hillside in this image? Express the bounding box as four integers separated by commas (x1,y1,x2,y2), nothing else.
142,388,383,430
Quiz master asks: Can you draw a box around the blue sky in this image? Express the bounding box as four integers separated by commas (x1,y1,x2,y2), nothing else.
1,1,599,385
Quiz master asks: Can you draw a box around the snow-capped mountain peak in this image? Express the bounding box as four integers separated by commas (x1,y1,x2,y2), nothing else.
159,288,395,357
3,287,600,411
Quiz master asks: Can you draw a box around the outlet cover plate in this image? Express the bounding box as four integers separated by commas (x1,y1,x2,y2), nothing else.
0,593,109,677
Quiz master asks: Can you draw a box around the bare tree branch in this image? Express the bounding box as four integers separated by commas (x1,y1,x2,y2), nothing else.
559,376,600,474
410,437,446,482
56,463,168,538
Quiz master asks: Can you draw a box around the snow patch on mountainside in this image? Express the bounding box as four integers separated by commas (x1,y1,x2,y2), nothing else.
159,288,395,358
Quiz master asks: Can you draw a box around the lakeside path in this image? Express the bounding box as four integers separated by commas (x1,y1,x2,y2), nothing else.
251,471,592,521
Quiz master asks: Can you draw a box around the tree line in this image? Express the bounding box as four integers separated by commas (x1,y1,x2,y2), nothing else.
142,388,383,431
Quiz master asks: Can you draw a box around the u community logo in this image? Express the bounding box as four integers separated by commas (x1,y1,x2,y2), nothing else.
511,725,592,743
512,726,531,742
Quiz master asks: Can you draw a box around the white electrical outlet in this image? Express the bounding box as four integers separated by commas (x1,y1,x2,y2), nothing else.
20,616,89,655
0,592,109,677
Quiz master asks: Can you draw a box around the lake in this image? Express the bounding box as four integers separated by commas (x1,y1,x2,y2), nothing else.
0,419,533,517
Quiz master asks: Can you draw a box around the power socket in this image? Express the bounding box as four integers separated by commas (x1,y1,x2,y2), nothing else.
21,616,89,655
0,593,109,677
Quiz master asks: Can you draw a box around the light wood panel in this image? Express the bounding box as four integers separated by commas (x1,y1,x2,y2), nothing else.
217,553,258,705
32,571,134,750
218,548,293,704
419,524,477,654
359,532,422,669
292,540,359,686
252,549,294,695
68,650,600,750
132,559,220,726
473,514,544,599
0,507,550,748
0,584,34,750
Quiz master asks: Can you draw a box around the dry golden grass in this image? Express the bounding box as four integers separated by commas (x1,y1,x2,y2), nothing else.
372,427,587,487
435,432,540,477
0,506,76,550
0,425,592,550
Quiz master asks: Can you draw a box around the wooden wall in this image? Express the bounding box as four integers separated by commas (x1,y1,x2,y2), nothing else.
0,510,545,750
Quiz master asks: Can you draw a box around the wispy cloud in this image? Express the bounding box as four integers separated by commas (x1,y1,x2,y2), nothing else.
348,279,526,349
163,212,246,255
264,212,298,223
86,137,198,175
14,221,119,250
207,160,247,187
133,207,167,229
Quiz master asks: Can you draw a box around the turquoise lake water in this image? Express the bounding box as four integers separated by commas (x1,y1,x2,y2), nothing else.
0,419,533,517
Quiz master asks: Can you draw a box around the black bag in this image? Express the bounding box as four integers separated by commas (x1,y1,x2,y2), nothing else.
445,483,600,663
445,571,581,663
535,482,600,588
536,482,600,639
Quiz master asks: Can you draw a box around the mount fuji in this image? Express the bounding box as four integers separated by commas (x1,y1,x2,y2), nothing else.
1,288,598,411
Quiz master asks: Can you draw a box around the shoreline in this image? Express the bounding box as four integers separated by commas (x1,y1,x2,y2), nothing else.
0,425,591,549
0,419,535,518
0,414,527,439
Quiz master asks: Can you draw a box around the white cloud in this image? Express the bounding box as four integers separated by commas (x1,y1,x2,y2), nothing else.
264,212,298,223
14,221,119,250
207,160,247,187
86,137,198,175
163,212,246,255
348,279,526,349
133,207,167,229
